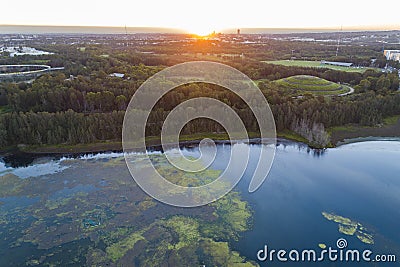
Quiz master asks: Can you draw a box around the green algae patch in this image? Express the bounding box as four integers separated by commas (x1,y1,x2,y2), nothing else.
106,231,145,262
44,197,73,210
137,197,157,211
199,239,258,267
213,192,252,234
339,224,357,235
103,214,258,266
164,216,200,250
322,212,356,226
356,231,374,244
0,173,27,197
322,212,374,244
152,154,221,187
55,211,72,218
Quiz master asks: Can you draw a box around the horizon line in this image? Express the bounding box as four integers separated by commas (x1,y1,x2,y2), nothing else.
0,24,399,35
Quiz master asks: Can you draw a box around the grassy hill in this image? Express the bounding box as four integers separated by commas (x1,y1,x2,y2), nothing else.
275,75,351,96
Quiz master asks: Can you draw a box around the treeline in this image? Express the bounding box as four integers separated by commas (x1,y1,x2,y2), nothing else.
0,110,124,147
1,88,400,147
269,90,400,129
2,71,149,113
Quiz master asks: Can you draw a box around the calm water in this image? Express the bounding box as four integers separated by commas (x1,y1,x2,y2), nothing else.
1,140,399,266
182,140,400,266
160,141,400,266
232,141,400,266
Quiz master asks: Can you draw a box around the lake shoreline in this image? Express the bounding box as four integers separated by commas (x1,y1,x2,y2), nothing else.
0,131,307,156
2,115,399,157
0,138,308,168
1,130,399,159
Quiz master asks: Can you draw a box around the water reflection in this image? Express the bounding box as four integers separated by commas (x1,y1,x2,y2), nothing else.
234,140,400,266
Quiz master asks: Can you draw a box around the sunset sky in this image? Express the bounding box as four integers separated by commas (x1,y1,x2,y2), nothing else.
1,0,399,35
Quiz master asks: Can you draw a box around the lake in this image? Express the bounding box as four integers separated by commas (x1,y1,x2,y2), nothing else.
0,140,399,266
233,140,400,266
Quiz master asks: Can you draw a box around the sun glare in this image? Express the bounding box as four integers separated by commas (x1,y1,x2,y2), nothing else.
185,25,215,37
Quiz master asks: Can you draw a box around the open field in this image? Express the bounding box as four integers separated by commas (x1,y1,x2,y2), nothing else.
274,75,351,95
263,60,380,73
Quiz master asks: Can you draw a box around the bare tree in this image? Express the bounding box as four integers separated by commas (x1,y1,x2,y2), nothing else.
291,118,330,147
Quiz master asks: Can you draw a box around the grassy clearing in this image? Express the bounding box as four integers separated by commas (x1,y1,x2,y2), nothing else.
328,125,359,133
28,59,50,64
329,114,400,145
263,60,379,73
277,130,309,144
383,115,400,125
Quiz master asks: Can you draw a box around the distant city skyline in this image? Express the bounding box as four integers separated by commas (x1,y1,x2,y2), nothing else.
1,0,399,35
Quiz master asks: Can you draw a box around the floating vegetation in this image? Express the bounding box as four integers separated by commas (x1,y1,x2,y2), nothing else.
1,154,256,266
339,224,357,235
0,173,26,197
164,216,200,250
199,239,257,267
356,231,374,245
106,231,145,262
213,192,252,234
44,196,73,210
322,212,374,244
153,155,220,187
25,259,40,266
101,215,257,266
137,197,157,211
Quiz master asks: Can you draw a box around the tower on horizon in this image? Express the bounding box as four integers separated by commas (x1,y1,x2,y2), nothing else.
335,26,343,57
237,29,240,35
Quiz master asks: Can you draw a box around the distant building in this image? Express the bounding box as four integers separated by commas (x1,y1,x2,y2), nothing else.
321,61,353,67
221,53,244,59
109,73,125,78
384,50,400,62
237,29,240,35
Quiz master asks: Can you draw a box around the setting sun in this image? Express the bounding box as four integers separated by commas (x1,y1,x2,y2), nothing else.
184,24,217,37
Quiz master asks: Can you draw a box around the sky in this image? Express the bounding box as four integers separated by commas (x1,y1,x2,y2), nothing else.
1,0,399,35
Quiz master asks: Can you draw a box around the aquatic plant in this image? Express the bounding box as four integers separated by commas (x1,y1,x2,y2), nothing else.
322,212,374,244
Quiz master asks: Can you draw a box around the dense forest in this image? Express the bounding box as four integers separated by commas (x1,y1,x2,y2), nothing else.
0,33,399,149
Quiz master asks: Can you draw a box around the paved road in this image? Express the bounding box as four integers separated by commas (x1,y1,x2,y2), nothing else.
338,86,355,96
